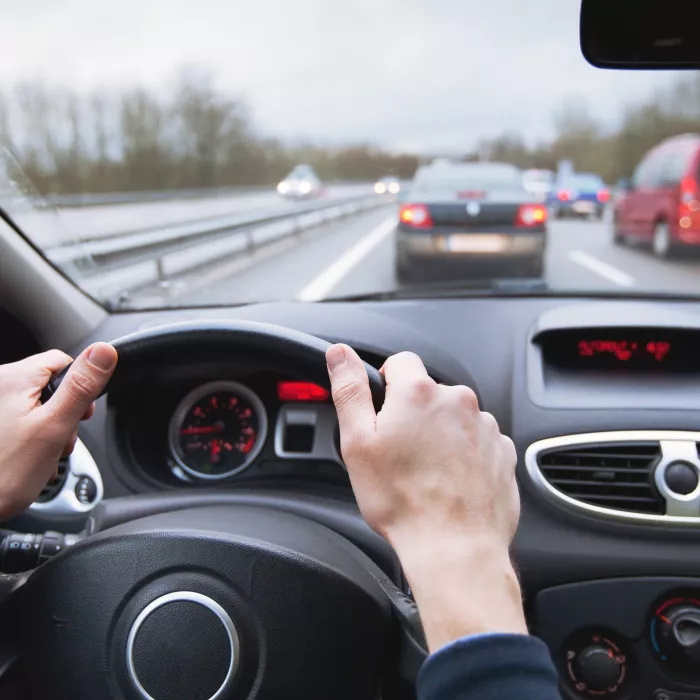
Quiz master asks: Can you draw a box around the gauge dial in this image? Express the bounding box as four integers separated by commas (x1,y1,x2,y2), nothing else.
169,381,267,480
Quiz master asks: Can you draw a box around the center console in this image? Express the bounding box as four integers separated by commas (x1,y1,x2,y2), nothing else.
534,578,700,700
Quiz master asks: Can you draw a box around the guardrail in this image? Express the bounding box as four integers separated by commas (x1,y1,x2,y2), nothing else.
30,181,373,209
52,193,391,305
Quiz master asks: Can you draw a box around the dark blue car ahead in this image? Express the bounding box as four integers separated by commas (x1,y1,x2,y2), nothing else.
547,172,610,219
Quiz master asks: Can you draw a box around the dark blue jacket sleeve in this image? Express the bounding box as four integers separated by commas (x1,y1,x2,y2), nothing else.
417,633,562,700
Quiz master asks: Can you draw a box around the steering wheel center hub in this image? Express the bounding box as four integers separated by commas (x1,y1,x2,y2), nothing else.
126,592,239,700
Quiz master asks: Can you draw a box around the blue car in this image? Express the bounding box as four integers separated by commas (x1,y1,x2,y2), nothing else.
548,172,611,220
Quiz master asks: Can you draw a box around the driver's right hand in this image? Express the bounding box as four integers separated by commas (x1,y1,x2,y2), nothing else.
326,344,527,652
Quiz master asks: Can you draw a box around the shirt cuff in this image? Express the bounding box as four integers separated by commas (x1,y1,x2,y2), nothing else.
417,633,561,700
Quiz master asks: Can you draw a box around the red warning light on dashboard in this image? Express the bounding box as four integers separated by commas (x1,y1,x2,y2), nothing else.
277,381,330,402
577,339,671,362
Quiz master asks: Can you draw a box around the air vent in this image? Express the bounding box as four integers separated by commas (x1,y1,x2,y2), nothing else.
537,442,663,514
35,458,69,503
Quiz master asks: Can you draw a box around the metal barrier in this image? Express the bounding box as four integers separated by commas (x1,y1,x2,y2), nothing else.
55,194,391,304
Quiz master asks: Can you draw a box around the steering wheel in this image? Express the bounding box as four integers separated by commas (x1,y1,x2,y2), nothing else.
0,321,426,700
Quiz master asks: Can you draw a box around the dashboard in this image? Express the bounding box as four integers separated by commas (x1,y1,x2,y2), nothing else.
9,295,700,700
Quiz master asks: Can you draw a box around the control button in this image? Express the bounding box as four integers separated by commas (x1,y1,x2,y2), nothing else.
40,534,63,559
651,594,700,682
74,476,97,505
664,462,699,495
654,690,700,700
564,631,629,697
575,645,625,692
657,605,700,663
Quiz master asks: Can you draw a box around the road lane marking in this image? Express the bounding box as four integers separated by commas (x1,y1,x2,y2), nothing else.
568,250,636,288
296,216,397,301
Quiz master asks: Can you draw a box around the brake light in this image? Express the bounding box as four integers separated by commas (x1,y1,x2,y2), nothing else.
681,174,697,204
457,190,486,199
557,190,570,201
597,189,610,203
278,381,330,402
515,204,547,227
399,204,433,229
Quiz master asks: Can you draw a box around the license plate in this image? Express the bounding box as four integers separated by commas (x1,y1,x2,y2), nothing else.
447,234,508,253
573,201,594,213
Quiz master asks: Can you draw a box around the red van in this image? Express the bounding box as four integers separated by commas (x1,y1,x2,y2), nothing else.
613,134,700,257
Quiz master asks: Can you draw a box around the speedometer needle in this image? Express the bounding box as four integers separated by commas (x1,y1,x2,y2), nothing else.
180,426,223,435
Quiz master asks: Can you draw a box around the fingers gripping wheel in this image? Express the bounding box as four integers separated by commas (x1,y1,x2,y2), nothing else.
41,320,386,411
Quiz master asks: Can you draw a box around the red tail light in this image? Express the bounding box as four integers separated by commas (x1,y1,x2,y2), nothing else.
278,381,330,402
681,174,698,204
457,190,486,199
557,190,570,201
399,204,433,229
597,189,610,203
515,204,547,227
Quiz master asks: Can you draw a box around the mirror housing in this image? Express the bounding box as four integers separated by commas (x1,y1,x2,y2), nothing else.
581,0,700,69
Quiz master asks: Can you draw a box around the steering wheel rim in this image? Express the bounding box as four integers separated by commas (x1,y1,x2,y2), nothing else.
0,321,429,700
41,319,386,411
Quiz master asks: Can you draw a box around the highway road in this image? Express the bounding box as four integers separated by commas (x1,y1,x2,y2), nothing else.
11,184,374,248
126,207,700,308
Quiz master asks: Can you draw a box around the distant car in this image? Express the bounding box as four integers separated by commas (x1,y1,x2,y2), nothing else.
277,165,323,199
374,177,401,195
613,133,700,257
395,162,547,282
548,172,610,219
522,169,554,201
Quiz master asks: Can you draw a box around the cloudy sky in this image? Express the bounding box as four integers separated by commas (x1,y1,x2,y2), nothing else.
0,0,686,153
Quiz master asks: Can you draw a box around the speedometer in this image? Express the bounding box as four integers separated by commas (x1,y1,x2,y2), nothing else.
168,381,268,480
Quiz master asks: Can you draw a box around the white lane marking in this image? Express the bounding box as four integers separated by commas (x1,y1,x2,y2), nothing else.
296,216,397,301
568,250,636,288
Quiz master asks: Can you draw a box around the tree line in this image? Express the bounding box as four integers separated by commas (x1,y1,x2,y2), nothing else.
0,69,420,195
1,68,699,195
471,74,700,184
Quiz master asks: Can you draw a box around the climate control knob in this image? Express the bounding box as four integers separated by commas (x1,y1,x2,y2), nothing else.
656,604,700,664
575,645,625,692
565,632,628,696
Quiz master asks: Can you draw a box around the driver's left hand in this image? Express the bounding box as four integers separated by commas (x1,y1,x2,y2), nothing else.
0,343,117,520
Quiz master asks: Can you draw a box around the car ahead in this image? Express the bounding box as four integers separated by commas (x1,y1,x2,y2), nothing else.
277,165,323,199
548,172,610,219
613,133,700,257
374,176,401,195
395,163,547,282
522,169,555,201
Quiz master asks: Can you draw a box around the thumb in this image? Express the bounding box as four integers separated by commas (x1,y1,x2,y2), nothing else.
326,344,376,458
43,343,118,427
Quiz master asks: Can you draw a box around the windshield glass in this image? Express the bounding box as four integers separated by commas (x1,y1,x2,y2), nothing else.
0,2,698,308
414,165,523,194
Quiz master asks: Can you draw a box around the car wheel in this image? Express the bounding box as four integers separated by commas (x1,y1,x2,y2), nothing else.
396,253,418,283
523,257,545,278
652,221,673,258
613,217,626,245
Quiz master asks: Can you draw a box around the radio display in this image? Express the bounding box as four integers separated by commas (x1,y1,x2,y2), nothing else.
536,328,700,372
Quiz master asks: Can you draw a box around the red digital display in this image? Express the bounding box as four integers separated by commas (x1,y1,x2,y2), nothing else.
538,328,700,373
277,381,330,402
577,339,672,363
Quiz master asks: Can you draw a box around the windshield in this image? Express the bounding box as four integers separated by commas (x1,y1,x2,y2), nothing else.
562,174,605,191
414,165,523,194
1,2,698,308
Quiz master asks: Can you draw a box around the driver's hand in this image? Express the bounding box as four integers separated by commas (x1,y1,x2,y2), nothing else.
0,343,117,520
326,344,527,651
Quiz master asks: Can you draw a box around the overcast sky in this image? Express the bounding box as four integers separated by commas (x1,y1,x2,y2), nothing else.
0,0,687,153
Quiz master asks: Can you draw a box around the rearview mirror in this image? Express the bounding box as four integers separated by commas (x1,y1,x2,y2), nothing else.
581,0,700,69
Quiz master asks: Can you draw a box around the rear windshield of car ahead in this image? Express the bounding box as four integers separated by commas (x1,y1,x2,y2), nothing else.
565,175,604,191
415,168,522,193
